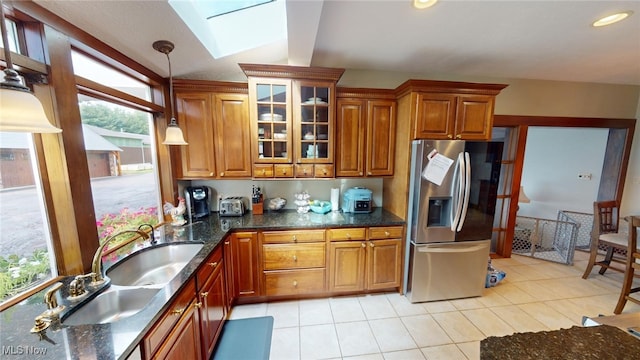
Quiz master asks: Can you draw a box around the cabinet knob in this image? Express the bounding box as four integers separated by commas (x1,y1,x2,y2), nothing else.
346,233,351,239
323,169,327,175
367,172,372,176
456,134,462,139
220,172,224,176
359,172,363,176
282,169,287,175
262,169,266,175
303,169,307,174
293,255,297,262
361,242,366,248
369,242,375,248
201,291,209,298
208,262,218,268
224,241,230,245
195,302,202,309
209,172,214,176
447,134,453,139
171,308,185,316
293,280,298,287
292,235,297,242
385,231,390,237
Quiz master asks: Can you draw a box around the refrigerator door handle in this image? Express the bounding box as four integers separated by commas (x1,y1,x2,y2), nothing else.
417,243,487,253
456,152,472,232
451,152,465,231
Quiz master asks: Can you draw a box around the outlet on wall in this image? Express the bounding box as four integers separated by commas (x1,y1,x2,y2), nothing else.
577,173,592,180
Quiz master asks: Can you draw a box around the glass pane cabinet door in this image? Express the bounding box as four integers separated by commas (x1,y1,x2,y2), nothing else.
299,85,331,162
255,81,290,162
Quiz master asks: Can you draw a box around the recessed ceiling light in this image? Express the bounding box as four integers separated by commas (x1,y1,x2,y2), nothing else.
592,11,633,27
413,0,438,10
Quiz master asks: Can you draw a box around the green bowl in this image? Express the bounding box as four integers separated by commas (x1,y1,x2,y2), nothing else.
309,200,331,214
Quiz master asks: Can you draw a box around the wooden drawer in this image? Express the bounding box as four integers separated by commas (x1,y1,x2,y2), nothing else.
369,226,404,240
253,164,274,178
263,243,325,270
295,164,314,178
197,246,223,287
262,230,325,244
314,164,334,178
327,228,366,241
144,279,196,358
264,268,325,296
274,164,294,178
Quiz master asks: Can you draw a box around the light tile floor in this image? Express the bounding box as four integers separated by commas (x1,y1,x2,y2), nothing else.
228,251,640,360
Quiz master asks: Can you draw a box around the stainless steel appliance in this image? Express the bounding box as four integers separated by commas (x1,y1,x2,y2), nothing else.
405,139,503,302
219,197,246,217
185,186,210,220
342,187,373,213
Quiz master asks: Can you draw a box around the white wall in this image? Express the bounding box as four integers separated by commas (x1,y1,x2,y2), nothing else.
620,97,640,217
518,127,608,219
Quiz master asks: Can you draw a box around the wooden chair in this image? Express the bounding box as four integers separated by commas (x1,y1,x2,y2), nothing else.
582,200,628,279
614,216,640,314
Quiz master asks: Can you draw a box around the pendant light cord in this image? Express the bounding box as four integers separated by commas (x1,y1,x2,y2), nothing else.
164,51,176,124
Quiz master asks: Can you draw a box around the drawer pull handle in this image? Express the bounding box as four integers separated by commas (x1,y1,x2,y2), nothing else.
361,242,366,248
208,262,218,268
385,231,390,237
293,280,298,287
195,302,202,309
201,291,209,298
293,255,297,261
171,308,185,316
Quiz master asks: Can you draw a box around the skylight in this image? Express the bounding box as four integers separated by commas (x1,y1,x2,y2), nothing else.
169,0,286,59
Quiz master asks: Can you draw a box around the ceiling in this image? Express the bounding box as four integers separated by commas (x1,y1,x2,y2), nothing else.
32,0,640,87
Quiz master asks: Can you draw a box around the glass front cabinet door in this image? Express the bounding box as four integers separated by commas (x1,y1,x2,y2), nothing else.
250,78,292,164
294,81,334,165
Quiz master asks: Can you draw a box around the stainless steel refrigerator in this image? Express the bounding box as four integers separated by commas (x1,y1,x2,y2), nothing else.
404,139,503,303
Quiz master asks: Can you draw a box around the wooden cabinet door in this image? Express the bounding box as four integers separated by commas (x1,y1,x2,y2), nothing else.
366,239,402,290
335,99,365,177
223,238,235,309
175,93,216,178
366,100,396,176
213,93,252,178
232,232,261,297
414,93,456,140
454,94,494,140
152,301,202,360
199,260,226,359
328,241,366,292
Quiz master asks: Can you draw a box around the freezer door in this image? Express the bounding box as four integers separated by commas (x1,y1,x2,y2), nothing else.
409,140,465,244
407,240,490,303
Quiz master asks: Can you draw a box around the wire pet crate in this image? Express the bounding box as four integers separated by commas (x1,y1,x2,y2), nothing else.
512,210,582,264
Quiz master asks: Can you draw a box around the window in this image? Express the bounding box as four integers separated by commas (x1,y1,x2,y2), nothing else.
0,133,56,303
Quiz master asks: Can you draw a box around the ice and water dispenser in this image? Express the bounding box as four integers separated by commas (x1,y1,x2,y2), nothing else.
426,197,451,227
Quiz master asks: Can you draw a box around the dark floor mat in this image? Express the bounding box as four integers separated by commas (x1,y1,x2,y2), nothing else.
212,316,274,360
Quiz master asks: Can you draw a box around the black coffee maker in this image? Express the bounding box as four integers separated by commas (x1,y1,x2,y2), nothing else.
185,186,210,220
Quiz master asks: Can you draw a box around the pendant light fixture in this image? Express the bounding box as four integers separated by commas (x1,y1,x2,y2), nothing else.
0,1,61,133
153,40,187,145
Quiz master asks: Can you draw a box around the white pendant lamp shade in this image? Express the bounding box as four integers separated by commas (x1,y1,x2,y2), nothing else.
163,118,188,145
0,71,61,133
153,40,187,146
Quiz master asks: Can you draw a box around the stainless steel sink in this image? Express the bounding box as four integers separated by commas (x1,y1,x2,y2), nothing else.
63,288,160,325
105,243,203,286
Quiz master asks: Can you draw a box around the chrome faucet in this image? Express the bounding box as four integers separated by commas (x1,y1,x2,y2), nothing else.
90,229,150,286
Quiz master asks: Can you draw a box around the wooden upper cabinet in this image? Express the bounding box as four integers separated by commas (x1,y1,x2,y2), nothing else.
336,89,396,177
175,92,216,178
173,80,251,179
241,64,344,178
415,93,495,140
397,80,507,141
213,93,252,178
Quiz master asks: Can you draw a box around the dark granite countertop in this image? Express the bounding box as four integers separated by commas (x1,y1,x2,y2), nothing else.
0,208,403,359
481,324,640,360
